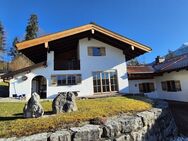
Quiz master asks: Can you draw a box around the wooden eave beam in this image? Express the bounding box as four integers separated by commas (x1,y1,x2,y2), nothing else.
44,42,48,48
16,23,151,53
92,24,151,52
16,24,92,50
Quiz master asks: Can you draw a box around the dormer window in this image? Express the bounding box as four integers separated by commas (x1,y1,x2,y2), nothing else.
88,47,106,56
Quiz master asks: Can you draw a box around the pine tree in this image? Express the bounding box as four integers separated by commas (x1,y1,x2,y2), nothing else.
0,21,5,51
127,58,140,66
25,14,39,40
9,37,20,58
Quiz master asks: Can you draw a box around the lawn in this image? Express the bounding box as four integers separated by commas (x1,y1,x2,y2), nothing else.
0,96,152,138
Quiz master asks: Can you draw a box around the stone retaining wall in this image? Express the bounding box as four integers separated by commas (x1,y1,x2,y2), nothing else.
0,100,178,141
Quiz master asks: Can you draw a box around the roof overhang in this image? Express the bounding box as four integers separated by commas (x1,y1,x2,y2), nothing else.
128,72,162,80
16,23,151,61
16,23,151,52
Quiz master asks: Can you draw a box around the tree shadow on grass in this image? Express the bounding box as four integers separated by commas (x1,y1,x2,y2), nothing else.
44,111,53,115
0,116,24,121
0,111,54,122
0,113,24,121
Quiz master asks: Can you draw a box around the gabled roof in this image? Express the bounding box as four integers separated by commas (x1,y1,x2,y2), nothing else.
16,23,151,53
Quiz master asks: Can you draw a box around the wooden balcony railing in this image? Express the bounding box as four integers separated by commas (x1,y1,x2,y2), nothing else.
55,60,80,70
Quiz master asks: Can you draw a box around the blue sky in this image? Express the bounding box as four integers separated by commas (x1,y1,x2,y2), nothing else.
1,0,188,62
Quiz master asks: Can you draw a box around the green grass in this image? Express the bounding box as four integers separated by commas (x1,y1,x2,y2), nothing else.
0,96,152,138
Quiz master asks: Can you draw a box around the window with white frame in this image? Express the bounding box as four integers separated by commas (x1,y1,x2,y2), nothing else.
51,74,81,86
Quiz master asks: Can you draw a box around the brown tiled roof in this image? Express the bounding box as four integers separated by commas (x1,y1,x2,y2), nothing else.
154,54,188,72
128,53,188,79
127,66,155,74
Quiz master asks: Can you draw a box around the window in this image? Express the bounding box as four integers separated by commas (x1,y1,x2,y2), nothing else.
67,75,76,85
161,80,181,92
92,70,118,93
51,74,81,86
57,75,67,85
139,82,155,93
88,47,106,56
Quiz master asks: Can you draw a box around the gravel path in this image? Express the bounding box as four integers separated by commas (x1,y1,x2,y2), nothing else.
0,97,26,102
168,100,188,136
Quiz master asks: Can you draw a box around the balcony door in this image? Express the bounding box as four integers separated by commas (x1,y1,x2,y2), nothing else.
93,70,118,93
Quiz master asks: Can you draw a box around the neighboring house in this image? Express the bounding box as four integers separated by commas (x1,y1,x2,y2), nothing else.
128,54,188,102
127,65,158,99
1,23,151,99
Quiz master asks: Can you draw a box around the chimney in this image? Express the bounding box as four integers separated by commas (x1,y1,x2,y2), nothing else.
155,56,165,64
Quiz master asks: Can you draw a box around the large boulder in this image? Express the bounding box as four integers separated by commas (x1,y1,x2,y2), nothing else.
23,92,44,118
52,92,78,114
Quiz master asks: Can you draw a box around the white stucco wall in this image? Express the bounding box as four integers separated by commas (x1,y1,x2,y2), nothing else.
155,70,188,102
79,38,128,95
9,38,129,99
128,79,158,99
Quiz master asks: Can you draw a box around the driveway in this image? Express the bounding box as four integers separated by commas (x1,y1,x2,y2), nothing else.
168,100,188,136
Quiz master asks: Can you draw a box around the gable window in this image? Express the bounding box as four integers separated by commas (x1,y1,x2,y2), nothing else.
88,47,106,56
139,82,155,93
161,80,181,92
51,74,81,86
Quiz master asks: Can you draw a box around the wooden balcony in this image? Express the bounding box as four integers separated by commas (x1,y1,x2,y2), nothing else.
54,60,80,70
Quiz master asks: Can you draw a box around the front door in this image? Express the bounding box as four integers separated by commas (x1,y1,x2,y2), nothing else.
32,76,47,99
93,70,118,93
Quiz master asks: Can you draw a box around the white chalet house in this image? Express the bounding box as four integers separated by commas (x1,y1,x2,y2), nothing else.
1,23,151,99
128,54,188,102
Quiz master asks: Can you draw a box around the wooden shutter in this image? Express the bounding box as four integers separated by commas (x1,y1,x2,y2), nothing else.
51,75,57,86
100,47,106,56
76,74,82,84
88,47,93,56
139,83,144,93
175,81,181,91
149,83,155,92
161,81,167,91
